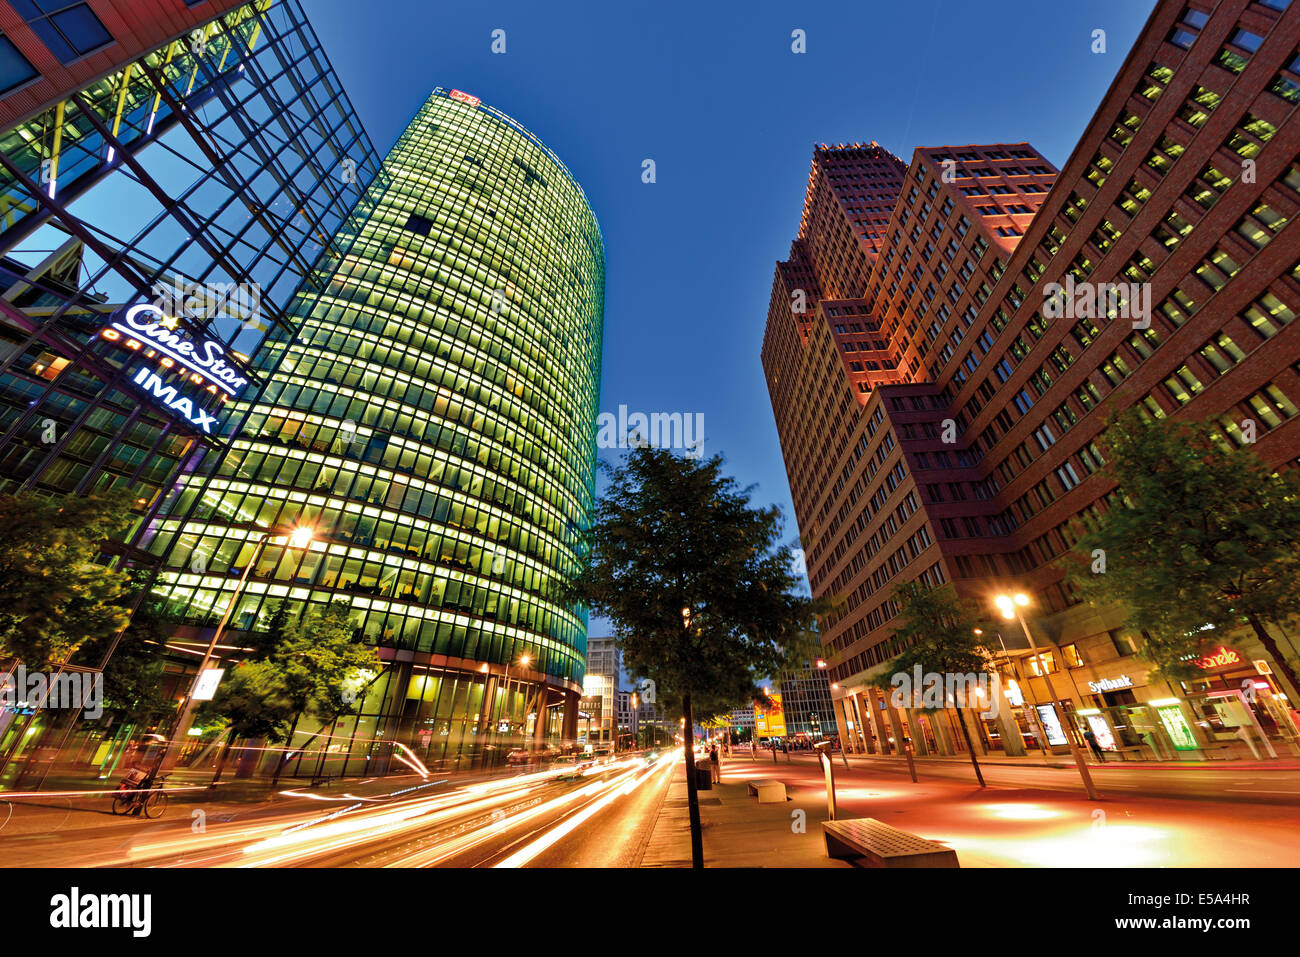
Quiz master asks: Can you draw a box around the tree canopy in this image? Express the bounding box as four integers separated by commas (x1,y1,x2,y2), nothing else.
1067,409,1300,691
0,489,136,666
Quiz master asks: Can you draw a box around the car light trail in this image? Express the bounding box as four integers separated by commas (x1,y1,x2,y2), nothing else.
493,751,676,868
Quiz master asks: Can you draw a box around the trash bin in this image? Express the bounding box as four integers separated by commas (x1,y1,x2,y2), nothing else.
695,764,712,790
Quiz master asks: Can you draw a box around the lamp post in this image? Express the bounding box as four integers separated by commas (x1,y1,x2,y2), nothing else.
994,593,1099,800
160,523,315,773
495,653,530,764
976,626,1049,757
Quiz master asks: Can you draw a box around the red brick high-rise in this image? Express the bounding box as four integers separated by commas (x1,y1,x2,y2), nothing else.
763,0,1300,762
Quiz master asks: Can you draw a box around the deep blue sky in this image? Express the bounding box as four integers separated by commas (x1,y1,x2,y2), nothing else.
303,0,1156,627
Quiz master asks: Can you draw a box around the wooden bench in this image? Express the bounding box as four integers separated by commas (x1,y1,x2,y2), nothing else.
822,818,959,868
746,779,787,803
310,774,334,787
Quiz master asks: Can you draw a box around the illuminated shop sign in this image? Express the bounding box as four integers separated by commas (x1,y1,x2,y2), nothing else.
131,368,220,434
1088,675,1133,693
102,303,249,395
1193,646,1241,670
448,89,481,107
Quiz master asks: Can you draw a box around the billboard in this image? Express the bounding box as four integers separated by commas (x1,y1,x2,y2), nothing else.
754,694,786,738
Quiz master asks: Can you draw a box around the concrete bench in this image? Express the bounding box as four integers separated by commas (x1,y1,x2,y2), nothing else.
822,818,959,868
746,779,787,803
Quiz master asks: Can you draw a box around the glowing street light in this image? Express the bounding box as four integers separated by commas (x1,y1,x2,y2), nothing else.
994,591,1098,800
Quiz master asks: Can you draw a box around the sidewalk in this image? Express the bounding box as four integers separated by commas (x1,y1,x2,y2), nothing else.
640,758,850,868
834,750,1300,772
644,750,1300,867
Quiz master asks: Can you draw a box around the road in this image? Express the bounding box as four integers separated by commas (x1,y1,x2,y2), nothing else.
0,751,677,868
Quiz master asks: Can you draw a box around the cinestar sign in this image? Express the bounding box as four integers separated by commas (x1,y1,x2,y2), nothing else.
132,367,220,433
108,303,249,395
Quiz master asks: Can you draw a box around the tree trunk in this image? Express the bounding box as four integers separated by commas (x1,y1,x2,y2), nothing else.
272,712,301,787
953,708,986,788
1247,614,1300,705
210,728,238,786
681,691,704,869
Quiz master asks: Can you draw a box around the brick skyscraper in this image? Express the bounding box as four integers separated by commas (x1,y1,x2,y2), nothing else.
763,0,1300,762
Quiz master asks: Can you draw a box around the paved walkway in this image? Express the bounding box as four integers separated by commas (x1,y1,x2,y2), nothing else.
640,758,849,868
644,750,1300,867
744,746,1300,771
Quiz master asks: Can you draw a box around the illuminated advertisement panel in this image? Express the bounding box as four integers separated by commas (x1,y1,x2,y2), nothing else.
1035,704,1068,746
1157,703,1198,750
755,694,786,738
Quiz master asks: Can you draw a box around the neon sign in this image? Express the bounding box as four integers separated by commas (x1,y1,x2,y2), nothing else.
449,89,480,107
105,304,249,395
131,368,220,433
1088,675,1133,693
1194,646,1241,670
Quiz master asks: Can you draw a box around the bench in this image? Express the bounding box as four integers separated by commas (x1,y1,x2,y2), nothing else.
310,774,334,787
746,779,787,803
822,818,959,868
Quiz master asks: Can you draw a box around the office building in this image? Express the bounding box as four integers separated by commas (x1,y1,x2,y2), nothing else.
141,88,605,772
763,0,1300,762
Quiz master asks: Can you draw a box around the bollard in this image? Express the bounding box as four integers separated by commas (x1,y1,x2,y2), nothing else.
904,742,918,783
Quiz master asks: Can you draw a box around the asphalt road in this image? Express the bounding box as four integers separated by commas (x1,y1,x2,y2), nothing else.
0,752,679,868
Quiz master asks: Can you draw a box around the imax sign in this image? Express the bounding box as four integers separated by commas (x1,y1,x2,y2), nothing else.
131,368,220,433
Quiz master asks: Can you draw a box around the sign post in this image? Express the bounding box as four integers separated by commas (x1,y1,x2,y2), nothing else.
815,742,837,820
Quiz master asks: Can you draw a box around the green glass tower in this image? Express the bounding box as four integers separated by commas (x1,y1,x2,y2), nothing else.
141,88,604,773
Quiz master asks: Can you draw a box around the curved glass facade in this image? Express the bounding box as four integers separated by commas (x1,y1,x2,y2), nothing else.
140,89,604,770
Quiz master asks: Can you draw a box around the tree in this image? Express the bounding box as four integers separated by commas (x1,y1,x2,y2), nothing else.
275,601,381,778
204,601,379,782
0,489,136,667
1067,410,1300,696
576,445,824,868
869,581,991,786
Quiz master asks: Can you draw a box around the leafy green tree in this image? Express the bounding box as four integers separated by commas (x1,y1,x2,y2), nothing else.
576,445,823,867
204,601,379,781
204,659,295,760
0,489,136,666
1067,410,1300,696
269,602,381,782
869,581,991,786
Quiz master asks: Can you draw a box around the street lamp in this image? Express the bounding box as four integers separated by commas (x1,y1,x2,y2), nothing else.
994,592,1099,800
495,652,532,760
160,522,315,773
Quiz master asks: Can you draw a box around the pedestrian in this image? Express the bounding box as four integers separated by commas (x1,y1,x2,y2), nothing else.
708,744,721,783
1083,727,1105,762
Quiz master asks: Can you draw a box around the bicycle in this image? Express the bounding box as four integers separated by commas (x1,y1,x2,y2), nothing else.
111,771,169,819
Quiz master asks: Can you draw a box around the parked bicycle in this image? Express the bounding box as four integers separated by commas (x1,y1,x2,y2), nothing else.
111,768,169,819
